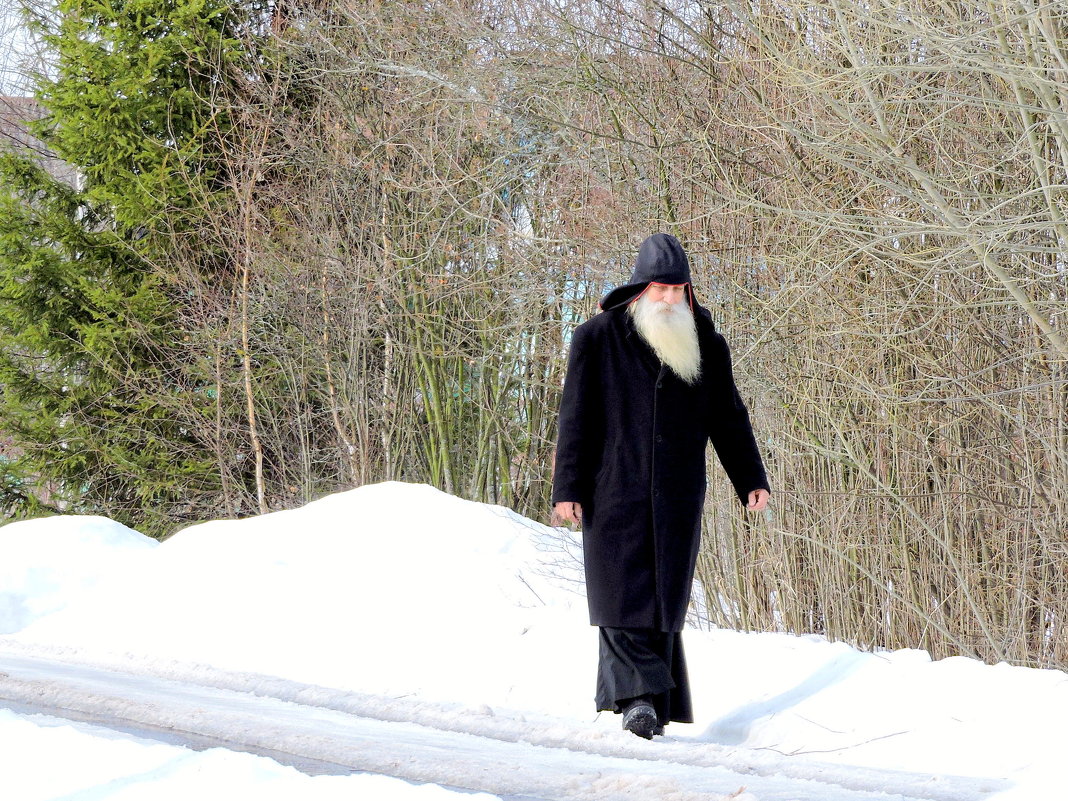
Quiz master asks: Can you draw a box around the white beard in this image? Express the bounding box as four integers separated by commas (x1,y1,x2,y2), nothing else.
629,293,702,385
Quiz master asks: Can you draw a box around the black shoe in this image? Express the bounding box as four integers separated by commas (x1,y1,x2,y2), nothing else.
621,698,657,740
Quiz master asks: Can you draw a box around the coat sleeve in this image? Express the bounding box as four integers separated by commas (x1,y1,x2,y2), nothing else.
551,323,600,505
707,332,770,505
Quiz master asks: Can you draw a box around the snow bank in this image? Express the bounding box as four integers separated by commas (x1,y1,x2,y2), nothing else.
5,482,594,716
2,481,1067,799
682,627,1068,795
0,515,156,634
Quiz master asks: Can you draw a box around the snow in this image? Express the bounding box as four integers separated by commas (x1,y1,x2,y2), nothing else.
0,514,155,634
7,484,592,716
0,708,495,801
0,480,1065,800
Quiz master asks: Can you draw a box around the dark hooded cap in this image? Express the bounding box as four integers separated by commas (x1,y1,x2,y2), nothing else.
600,233,696,310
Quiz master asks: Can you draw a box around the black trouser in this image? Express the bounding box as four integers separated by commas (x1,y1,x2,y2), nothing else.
594,626,694,724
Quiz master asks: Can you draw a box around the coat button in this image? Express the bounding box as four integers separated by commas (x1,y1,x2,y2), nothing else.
656,435,663,443
656,382,663,389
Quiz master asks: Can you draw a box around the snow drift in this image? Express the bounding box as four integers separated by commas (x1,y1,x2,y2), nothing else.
1,481,1066,800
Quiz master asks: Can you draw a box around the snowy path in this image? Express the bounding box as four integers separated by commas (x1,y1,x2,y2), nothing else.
0,649,1006,801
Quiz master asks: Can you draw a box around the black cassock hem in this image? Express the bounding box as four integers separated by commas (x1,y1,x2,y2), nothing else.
594,626,694,724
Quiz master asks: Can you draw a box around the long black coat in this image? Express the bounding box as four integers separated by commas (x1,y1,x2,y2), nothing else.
552,276,769,633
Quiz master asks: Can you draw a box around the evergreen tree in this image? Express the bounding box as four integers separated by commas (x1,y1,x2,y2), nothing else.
0,0,262,535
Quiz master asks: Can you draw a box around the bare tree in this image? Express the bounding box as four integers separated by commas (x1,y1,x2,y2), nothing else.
161,0,1068,668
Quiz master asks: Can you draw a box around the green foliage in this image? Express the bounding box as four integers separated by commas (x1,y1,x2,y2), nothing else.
0,151,213,537
0,0,262,536
31,0,251,232
0,451,57,521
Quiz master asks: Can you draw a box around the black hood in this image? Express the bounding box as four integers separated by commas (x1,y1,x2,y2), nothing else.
600,233,697,310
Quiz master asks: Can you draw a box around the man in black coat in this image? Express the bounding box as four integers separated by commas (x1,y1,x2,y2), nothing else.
551,233,770,740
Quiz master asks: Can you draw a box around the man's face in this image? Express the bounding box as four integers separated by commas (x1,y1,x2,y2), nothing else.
645,283,687,307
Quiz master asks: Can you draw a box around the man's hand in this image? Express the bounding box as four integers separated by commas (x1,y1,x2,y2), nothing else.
746,489,770,511
552,501,583,527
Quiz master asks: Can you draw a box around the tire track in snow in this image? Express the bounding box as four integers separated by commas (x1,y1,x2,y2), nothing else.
0,649,1007,801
